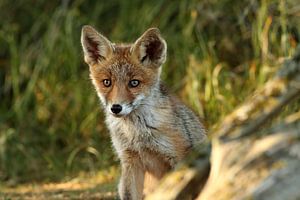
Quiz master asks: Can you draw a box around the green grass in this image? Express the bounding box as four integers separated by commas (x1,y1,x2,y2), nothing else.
0,0,299,184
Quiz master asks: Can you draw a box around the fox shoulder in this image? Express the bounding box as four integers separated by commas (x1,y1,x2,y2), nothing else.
168,95,207,146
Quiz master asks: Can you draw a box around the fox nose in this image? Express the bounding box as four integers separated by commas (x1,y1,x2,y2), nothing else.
111,104,122,114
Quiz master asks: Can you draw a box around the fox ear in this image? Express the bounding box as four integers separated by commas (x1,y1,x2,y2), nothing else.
81,25,113,65
131,28,167,67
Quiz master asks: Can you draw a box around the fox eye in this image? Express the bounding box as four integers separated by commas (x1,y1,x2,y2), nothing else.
103,79,111,87
129,80,140,88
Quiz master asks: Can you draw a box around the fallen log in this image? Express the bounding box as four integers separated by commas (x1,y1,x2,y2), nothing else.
198,116,300,200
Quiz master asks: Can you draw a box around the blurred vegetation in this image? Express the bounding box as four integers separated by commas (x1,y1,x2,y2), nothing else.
0,0,299,185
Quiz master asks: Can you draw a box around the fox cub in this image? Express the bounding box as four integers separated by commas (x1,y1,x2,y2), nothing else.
81,25,206,200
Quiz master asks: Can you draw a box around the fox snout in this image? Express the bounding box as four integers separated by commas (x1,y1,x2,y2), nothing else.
107,93,146,117
108,102,134,117
111,104,122,114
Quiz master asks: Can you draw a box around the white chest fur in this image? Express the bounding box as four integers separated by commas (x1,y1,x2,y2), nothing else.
105,104,176,162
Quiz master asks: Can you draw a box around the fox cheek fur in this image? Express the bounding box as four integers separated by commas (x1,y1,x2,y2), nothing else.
81,25,206,200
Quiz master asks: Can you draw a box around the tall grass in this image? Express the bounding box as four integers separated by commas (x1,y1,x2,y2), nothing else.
0,0,299,183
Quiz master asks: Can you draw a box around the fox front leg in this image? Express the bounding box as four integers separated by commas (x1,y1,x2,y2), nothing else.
118,151,145,200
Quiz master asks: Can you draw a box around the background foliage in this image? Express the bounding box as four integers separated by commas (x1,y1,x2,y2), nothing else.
0,0,299,184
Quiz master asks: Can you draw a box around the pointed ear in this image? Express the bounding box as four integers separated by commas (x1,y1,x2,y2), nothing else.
81,25,113,65
131,28,167,67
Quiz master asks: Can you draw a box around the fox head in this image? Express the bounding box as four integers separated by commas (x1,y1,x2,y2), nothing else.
81,25,167,117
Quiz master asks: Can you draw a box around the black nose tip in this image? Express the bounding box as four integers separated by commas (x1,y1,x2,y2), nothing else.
111,104,122,114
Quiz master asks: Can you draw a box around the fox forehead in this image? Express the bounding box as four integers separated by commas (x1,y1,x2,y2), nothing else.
111,44,132,57
90,45,158,82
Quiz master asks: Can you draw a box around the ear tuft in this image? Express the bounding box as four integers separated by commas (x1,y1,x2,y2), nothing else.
132,28,167,67
81,25,113,65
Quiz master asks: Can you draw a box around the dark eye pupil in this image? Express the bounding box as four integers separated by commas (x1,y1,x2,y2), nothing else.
103,79,111,87
130,80,139,87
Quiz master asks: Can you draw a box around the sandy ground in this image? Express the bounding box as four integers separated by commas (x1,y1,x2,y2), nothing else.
0,168,118,200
